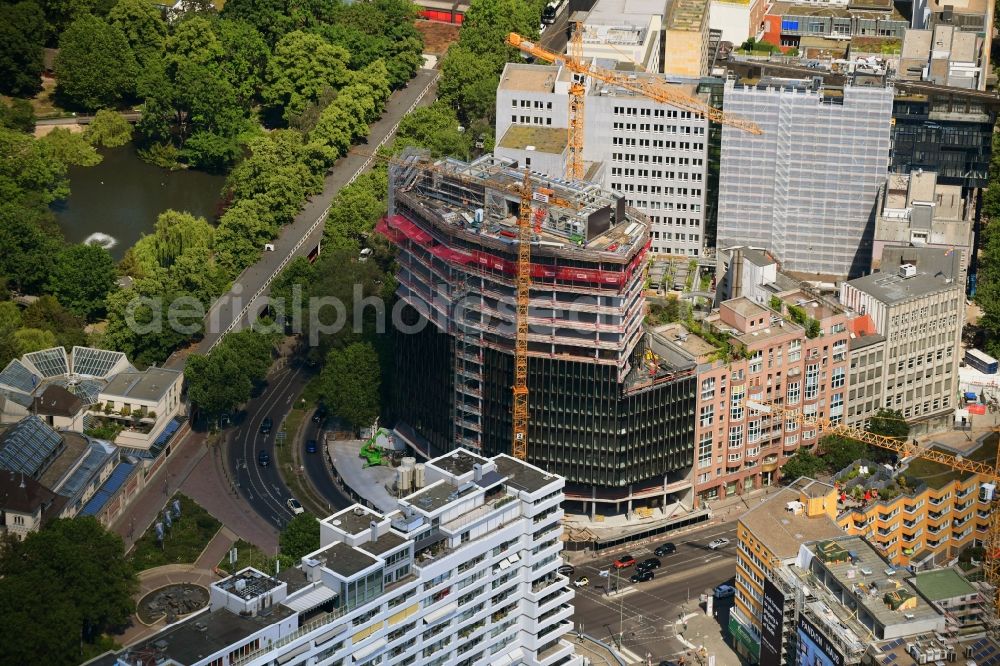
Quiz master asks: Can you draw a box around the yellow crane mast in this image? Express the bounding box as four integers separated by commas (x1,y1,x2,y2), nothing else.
747,398,1000,632
512,169,533,461
505,31,763,181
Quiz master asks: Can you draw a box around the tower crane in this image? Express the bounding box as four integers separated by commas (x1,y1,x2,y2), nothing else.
505,30,763,180
746,397,1000,632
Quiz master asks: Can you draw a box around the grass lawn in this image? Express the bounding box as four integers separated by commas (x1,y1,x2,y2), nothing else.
218,539,281,575
904,434,997,487
130,493,222,571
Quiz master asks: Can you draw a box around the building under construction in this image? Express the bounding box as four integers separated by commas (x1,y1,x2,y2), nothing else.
379,152,697,514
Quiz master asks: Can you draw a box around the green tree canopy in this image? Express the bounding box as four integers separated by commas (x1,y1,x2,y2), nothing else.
0,1,46,97
215,18,271,108
263,30,350,123
86,109,134,148
13,327,58,355
866,408,909,440
128,210,216,274
0,126,70,205
0,98,37,134
0,302,23,367
186,330,274,417
55,14,138,111
0,517,137,660
0,202,64,292
38,127,102,167
438,45,501,124
22,294,88,348
820,434,868,473
781,450,825,483
280,513,320,560
47,243,117,319
108,0,168,67
395,101,471,159
974,224,1000,357
319,341,380,428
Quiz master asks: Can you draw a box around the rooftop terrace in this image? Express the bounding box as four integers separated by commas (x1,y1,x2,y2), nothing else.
740,479,843,560
666,0,709,31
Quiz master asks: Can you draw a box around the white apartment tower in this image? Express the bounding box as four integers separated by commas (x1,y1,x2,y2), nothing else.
495,62,711,257
111,450,579,666
718,76,893,280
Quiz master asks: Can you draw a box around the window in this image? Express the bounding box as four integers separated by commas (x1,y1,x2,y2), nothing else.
805,364,819,399
831,367,845,388
789,340,801,362
700,377,715,400
748,419,761,444
700,404,714,427
731,386,745,420
699,433,713,469
729,425,744,448
749,351,762,374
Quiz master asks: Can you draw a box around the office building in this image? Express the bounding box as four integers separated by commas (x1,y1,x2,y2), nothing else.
710,0,769,45
913,0,994,89
663,0,710,77
840,259,963,434
871,170,975,284
761,0,908,50
911,568,984,629
495,64,711,257
718,75,893,280
900,25,984,90
731,477,956,665
112,449,581,666
380,153,697,515
660,290,850,506
575,12,662,73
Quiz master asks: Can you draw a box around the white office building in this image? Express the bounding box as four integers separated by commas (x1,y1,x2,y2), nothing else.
718,76,893,280
108,450,580,666
495,62,711,257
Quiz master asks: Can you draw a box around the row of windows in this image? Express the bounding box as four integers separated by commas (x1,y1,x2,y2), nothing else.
613,107,695,119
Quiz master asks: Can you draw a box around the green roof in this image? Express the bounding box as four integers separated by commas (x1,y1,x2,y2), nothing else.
912,568,976,602
904,434,997,486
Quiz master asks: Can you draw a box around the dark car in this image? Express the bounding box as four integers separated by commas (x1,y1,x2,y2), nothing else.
257,450,271,466
613,554,636,569
557,564,575,576
312,409,326,424
654,542,677,556
637,557,661,572
306,439,318,454
260,417,273,435
630,570,654,583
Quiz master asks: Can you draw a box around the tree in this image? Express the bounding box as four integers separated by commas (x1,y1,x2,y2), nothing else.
214,199,278,274
86,109,133,148
0,302,23,367
438,46,501,124
38,127,102,166
0,517,137,656
108,0,167,67
14,327,58,355
780,450,825,482
55,14,138,110
0,1,46,97
262,31,350,123
215,19,270,109
0,126,70,205
866,408,909,440
820,434,868,473
186,329,273,417
0,98,37,134
280,513,320,560
319,341,381,429
0,203,64,292
323,168,386,253
22,295,88,348
395,101,471,159
47,243,117,319
129,209,215,274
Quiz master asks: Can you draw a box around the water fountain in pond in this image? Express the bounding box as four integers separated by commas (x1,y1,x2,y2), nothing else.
83,232,118,250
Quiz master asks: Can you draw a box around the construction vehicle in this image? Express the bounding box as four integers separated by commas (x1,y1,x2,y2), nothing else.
746,397,1000,632
505,30,763,180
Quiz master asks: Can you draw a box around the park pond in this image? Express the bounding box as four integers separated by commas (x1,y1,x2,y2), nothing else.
52,143,226,260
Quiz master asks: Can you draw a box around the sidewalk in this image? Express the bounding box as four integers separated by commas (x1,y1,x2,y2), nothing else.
667,599,740,665
570,632,628,666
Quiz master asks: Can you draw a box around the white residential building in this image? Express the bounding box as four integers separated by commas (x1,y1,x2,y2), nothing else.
111,450,580,666
496,63,710,257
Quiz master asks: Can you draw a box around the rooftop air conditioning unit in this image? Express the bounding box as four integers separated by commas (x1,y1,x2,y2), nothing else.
899,264,917,279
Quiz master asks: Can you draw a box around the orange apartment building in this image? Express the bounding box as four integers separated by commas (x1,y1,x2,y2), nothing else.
661,291,851,506
833,438,996,569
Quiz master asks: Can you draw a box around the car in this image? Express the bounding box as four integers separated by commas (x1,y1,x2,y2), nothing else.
708,537,730,550
260,417,273,435
574,576,589,587
714,584,736,599
311,409,326,424
636,557,661,572
306,439,318,454
287,498,304,515
613,554,636,569
654,542,677,556
257,450,271,466
557,564,575,576
630,570,654,583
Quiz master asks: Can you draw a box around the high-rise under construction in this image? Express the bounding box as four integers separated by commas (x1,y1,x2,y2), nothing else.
379,152,696,514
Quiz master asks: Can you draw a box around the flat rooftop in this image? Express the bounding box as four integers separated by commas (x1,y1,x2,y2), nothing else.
497,125,567,155
811,536,941,628
430,449,487,477
494,454,560,494
725,297,769,320
770,0,904,19
102,367,181,403
313,540,380,578
357,530,408,557
740,479,843,560
847,269,958,304
911,568,977,602
36,431,90,490
405,480,477,514
666,0,709,31
499,63,558,93
216,569,283,600
903,433,997,485
781,291,843,321
655,322,720,362
120,605,295,666
327,506,384,535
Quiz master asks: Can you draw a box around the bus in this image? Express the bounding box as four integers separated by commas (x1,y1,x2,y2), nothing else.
965,348,998,374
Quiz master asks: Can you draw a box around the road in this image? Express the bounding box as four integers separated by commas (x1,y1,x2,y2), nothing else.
169,67,440,365
227,361,311,530
570,522,739,662
299,414,354,512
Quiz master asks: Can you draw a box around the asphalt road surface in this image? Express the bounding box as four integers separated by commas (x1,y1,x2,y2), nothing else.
570,522,739,661
227,363,310,530
301,416,354,512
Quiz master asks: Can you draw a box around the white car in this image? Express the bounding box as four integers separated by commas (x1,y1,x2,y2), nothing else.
574,576,589,587
287,498,304,515
708,537,730,550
